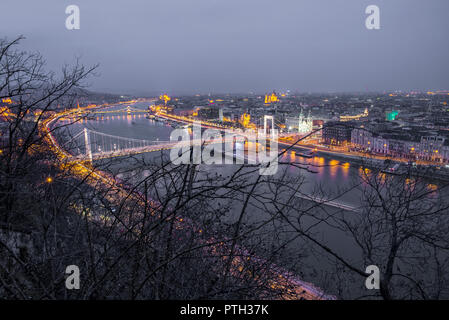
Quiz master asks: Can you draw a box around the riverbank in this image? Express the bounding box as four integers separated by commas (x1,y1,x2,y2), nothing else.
307,147,449,183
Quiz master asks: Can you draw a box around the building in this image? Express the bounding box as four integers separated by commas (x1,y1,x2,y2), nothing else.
322,121,354,146
264,92,279,104
197,107,220,120
386,136,420,159
298,109,313,134
340,108,369,122
386,110,399,121
172,109,194,117
286,109,313,134
420,136,448,162
351,128,389,154
351,127,449,162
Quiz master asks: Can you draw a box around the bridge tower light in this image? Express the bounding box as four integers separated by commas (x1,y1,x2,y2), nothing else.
263,115,275,135
83,128,93,162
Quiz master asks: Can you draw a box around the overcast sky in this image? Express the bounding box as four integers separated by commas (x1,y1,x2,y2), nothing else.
1,0,449,95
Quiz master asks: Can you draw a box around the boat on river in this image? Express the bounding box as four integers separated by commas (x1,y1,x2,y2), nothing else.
381,163,405,175
296,150,315,158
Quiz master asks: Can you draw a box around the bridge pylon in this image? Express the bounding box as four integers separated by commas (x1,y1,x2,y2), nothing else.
263,115,274,135
83,128,93,162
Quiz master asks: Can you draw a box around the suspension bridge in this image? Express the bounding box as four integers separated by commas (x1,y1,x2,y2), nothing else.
60,106,294,163
75,105,149,116
295,193,359,212
64,128,174,161
63,128,268,162
93,106,148,114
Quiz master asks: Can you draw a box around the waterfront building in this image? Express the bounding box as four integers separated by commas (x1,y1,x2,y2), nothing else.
322,121,354,146
286,109,313,134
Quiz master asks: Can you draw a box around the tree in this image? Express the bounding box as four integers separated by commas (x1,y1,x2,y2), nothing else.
0,35,97,225
0,36,318,299
281,161,449,299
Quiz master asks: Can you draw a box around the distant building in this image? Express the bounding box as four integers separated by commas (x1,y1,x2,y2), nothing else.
298,109,313,134
197,107,220,120
264,92,279,104
322,121,354,146
286,109,313,134
351,126,449,162
420,136,448,162
386,110,399,121
340,108,369,122
172,109,194,117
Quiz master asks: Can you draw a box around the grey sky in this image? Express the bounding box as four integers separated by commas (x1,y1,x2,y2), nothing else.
1,0,448,95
